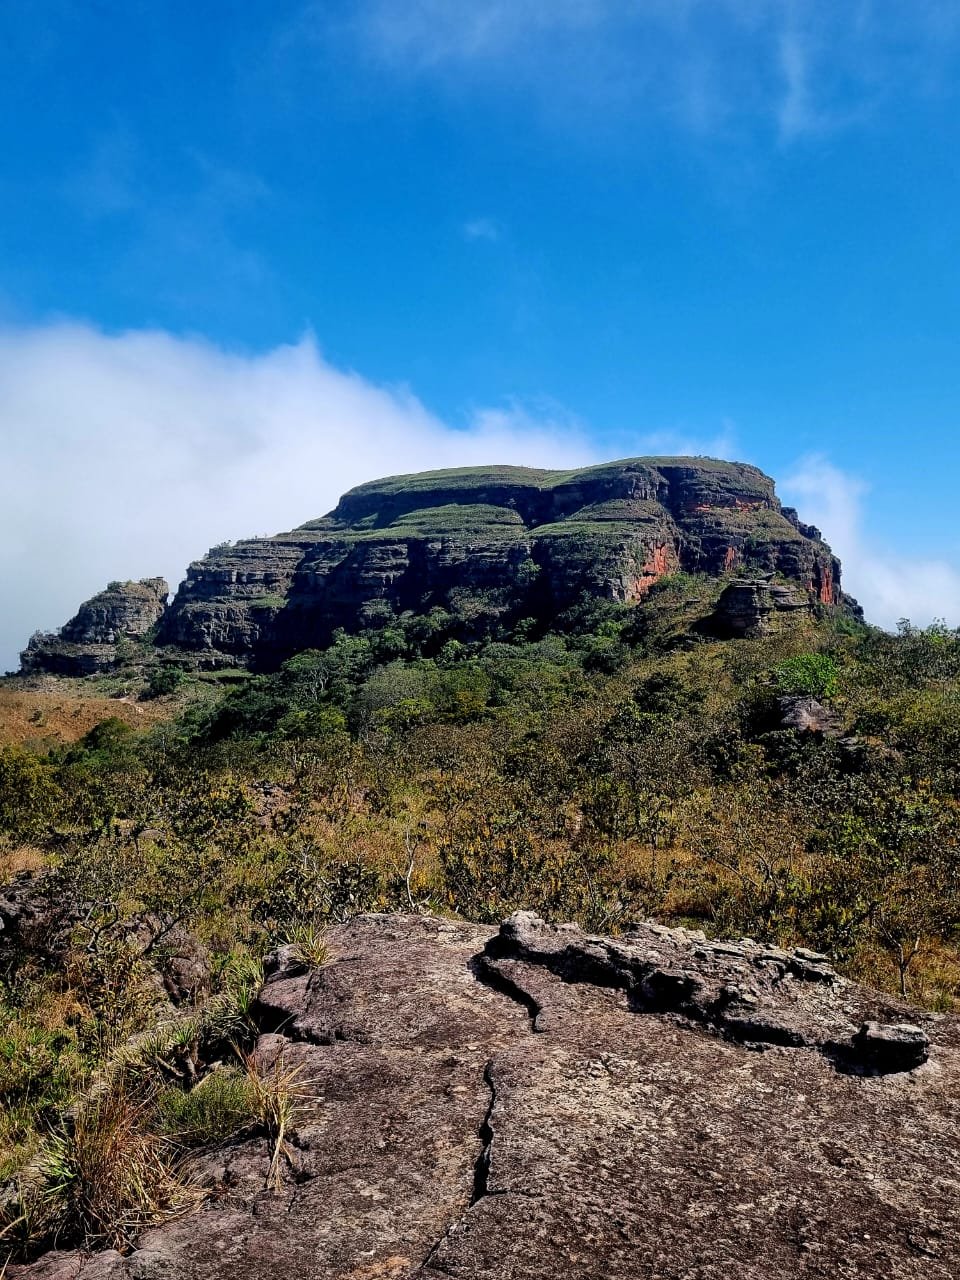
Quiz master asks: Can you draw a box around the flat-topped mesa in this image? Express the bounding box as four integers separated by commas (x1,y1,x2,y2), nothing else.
20,578,168,677
154,457,853,665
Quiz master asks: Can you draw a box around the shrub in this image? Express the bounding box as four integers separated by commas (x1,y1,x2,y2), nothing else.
145,666,184,699
773,652,840,700
8,1085,194,1255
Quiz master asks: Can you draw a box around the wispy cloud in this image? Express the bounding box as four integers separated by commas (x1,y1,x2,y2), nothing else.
60,136,274,316
776,24,817,141
633,420,738,462
311,0,960,143
782,455,960,630
463,217,501,242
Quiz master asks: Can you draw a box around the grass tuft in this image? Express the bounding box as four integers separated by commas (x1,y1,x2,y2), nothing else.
2,1084,195,1257
283,921,329,968
155,1069,258,1146
244,1051,317,1194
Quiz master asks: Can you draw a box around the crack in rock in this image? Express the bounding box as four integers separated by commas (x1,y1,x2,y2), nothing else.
470,1060,497,1205
419,1058,500,1275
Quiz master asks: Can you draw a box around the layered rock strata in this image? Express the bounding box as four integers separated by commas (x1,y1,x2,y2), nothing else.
19,459,858,674
158,458,849,664
704,576,814,637
20,580,168,676
16,911,959,1280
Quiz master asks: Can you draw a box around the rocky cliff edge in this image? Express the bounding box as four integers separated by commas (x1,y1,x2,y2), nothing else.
20,458,859,674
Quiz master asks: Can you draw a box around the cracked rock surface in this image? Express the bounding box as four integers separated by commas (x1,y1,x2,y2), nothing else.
16,912,960,1280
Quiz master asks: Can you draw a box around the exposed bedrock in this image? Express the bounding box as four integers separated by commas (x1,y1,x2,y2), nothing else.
20,579,168,676
153,457,852,664
16,911,959,1280
19,459,860,674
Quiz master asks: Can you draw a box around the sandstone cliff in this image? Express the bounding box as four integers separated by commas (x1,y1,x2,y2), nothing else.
159,458,848,664
14,911,958,1280
21,580,168,677
20,458,857,674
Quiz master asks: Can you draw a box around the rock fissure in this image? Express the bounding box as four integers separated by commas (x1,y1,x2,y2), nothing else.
419,1058,531,1277
469,1060,497,1205
485,912,930,1074
471,954,545,1032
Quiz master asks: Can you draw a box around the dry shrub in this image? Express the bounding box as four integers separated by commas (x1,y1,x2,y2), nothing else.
3,1085,195,1257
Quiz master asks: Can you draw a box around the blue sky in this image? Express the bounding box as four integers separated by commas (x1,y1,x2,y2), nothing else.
3,0,960,667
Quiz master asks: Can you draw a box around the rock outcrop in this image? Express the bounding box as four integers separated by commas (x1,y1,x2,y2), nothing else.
19,458,859,674
21,580,168,676
702,576,814,637
157,458,850,665
16,911,959,1279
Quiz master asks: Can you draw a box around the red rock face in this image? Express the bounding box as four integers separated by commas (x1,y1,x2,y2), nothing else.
724,545,739,572
810,563,835,605
629,543,672,598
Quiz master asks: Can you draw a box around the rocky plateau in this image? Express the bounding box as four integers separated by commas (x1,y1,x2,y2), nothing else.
13,910,959,1280
19,458,859,675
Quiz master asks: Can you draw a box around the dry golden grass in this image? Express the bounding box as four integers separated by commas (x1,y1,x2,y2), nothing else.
0,686,172,748
0,844,46,877
243,1052,318,1193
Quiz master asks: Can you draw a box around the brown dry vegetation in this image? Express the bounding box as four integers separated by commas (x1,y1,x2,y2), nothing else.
2,588,960,1261
0,685,172,749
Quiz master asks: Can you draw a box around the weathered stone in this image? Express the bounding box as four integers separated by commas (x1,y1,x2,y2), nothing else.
704,577,813,638
153,459,852,664
21,579,168,676
13,911,958,1280
778,695,843,736
851,1020,930,1073
0,870,78,963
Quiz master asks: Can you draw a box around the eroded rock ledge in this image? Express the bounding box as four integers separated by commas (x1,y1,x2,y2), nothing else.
16,912,960,1280
480,911,930,1072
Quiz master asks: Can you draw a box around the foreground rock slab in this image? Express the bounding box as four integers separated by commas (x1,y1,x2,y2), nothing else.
16,912,960,1280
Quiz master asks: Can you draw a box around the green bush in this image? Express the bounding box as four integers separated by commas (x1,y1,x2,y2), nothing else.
773,652,840,700
145,666,184,699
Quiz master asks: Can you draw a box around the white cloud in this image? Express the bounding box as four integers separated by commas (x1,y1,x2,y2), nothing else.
0,323,602,672
463,217,501,242
782,455,960,631
777,25,817,141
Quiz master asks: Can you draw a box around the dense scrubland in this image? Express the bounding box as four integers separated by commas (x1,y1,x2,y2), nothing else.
2,573,960,1258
